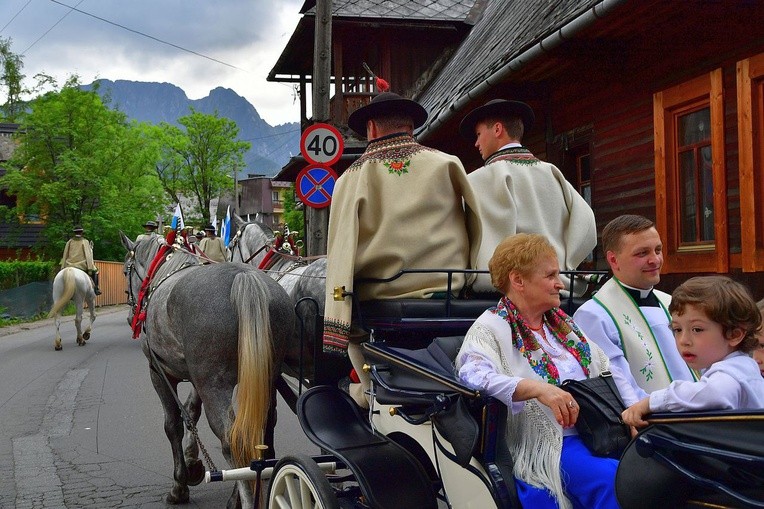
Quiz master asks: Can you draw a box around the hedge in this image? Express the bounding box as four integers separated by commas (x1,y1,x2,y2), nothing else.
0,261,58,290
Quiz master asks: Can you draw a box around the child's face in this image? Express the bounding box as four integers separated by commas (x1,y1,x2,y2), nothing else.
754,324,764,377
670,304,742,371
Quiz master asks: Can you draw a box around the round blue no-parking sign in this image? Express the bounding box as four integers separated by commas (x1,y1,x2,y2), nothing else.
295,165,338,209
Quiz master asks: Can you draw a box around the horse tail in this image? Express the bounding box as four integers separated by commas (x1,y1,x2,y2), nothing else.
48,269,76,318
228,270,274,468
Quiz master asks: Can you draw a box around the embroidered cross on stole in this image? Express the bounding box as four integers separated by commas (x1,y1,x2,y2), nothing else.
592,278,697,392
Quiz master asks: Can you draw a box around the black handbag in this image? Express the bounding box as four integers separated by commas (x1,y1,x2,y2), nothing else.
561,371,631,458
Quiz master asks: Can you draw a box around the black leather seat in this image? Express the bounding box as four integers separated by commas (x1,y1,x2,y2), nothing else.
297,385,437,509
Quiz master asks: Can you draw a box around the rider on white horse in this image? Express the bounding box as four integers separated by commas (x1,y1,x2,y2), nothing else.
60,225,101,295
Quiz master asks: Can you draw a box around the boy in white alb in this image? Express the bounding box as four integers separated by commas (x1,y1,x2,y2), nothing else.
623,276,764,428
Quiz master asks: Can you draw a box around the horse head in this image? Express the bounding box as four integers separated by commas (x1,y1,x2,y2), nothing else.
120,230,162,326
227,216,275,265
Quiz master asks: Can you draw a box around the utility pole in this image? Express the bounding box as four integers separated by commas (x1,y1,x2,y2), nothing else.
306,0,332,256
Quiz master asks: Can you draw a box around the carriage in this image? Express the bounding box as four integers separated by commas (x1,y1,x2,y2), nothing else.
122,224,764,509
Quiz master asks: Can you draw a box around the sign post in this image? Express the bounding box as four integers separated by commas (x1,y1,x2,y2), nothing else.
299,122,344,256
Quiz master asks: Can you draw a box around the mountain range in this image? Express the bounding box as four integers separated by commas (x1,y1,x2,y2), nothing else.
84,79,300,178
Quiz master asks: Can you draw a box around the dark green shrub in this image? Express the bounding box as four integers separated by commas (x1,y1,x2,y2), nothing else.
0,260,58,290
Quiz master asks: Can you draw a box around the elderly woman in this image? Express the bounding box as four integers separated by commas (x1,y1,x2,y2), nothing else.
456,234,633,509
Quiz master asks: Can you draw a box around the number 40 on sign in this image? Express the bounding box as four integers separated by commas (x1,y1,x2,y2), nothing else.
300,123,344,167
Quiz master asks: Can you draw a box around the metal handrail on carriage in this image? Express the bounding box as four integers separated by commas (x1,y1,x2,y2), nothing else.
206,268,611,506
205,265,764,509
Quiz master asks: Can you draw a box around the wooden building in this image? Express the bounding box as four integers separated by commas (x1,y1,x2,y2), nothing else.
272,0,764,296
0,123,44,260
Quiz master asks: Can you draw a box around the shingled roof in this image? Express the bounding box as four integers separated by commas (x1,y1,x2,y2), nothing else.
416,0,627,137
300,0,479,22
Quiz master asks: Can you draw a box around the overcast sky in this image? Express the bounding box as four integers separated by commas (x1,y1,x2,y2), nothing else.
1,0,305,126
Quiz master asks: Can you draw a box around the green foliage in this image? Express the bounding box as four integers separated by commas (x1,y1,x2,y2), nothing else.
0,37,26,122
155,108,250,226
0,260,57,290
0,77,168,260
282,186,305,239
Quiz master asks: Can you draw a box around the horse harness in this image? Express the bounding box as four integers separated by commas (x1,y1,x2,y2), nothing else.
127,239,217,471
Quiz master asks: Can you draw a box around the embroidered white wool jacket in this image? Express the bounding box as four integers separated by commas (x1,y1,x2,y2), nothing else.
322,133,481,353
467,147,596,293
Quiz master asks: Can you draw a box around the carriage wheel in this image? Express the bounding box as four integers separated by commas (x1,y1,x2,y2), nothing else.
267,454,339,509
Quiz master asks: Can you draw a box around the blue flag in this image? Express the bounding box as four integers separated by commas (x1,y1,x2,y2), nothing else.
221,206,232,247
170,203,184,230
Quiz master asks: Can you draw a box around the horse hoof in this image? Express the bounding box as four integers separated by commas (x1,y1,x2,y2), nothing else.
165,485,190,504
187,460,205,486
83,332,90,341
55,345,62,351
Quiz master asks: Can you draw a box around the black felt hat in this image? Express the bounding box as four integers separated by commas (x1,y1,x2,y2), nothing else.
143,220,158,229
72,225,84,232
459,99,535,139
204,224,216,231
347,92,428,138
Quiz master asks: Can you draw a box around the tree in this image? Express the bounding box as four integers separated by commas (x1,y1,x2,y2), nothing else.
156,108,250,226
0,37,26,122
0,77,166,260
282,186,305,240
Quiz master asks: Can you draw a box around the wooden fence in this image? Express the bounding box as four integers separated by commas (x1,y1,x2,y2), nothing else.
94,260,127,307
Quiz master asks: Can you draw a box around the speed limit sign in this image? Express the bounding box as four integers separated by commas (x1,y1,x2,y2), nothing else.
300,123,344,166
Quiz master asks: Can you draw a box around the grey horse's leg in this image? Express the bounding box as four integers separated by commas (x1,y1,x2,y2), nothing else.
149,367,191,504
54,314,63,351
196,388,252,509
181,387,205,486
74,298,85,346
83,294,95,341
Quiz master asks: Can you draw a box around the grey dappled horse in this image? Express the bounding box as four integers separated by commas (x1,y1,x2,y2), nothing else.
227,217,326,380
48,267,97,350
120,232,295,508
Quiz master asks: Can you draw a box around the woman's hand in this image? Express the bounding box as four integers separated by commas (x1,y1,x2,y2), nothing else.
516,379,579,428
622,398,651,428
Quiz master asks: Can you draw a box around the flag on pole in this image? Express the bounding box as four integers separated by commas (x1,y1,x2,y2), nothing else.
221,206,232,247
170,203,184,229
212,215,218,234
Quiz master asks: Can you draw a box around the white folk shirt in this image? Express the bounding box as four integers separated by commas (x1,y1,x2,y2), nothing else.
650,351,764,412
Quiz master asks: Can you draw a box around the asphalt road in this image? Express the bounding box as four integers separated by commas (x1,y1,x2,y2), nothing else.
0,306,318,508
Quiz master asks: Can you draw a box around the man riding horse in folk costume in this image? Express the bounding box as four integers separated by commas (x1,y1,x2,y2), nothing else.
322,88,482,408
60,225,101,295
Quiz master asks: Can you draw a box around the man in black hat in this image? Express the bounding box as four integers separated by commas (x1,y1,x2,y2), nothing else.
323,91,481,407
60,225,101,295
135,220,159,244
198,225,226,263
459,99,596,295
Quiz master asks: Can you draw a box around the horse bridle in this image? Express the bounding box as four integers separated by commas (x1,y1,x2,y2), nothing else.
228,222,272,265
124,249,147,312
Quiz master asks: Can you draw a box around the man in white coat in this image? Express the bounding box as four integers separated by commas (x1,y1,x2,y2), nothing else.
458,99,596,295
574,214,697,400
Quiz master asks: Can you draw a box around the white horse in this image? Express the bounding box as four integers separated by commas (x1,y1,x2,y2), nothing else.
48,267,97,350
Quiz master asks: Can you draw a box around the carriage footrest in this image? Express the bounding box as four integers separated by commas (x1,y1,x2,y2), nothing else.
297,385,437,509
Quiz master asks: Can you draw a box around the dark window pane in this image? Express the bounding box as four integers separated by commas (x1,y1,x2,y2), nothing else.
679,150,697,243
678,108,711,146
579,154,591,182
700,146,714,241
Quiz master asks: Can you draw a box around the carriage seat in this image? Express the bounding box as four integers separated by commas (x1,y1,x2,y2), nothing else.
364,337,521,508
297,385,437,509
